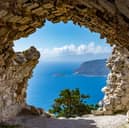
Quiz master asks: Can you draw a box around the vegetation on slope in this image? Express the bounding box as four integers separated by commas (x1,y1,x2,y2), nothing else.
75,59,109,76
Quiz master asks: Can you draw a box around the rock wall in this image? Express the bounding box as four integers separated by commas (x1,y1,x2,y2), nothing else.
0,0,129,121
0,46,40,121
0,0,129,47
101,46,129,114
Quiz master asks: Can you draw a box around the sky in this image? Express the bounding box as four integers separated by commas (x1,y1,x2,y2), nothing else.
14,20,112,62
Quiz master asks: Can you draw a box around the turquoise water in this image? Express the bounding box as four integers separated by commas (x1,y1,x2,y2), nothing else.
27,62,107,111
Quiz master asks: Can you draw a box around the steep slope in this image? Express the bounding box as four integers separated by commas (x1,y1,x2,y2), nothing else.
75,59,109,76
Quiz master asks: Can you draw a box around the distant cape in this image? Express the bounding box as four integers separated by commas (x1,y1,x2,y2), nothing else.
75,59,109,76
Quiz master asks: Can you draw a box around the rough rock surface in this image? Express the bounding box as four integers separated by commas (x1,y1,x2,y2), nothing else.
1,0,129,121
0,46,40,121
0,0,129,47
100,46,129,114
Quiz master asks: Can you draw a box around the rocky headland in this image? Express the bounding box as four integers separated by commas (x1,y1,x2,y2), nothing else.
75,59,109,76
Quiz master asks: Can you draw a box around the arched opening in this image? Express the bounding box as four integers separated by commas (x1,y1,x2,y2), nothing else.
1,0,129,124
14,20,112,112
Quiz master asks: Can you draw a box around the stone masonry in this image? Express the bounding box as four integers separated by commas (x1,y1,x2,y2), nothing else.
0,0,129,121
0,47,40,121
99,46,129,115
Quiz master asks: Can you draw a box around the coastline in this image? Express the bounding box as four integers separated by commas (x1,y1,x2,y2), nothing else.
73,72,107,78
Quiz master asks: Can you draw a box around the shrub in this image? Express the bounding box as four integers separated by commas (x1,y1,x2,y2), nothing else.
49,88,98,117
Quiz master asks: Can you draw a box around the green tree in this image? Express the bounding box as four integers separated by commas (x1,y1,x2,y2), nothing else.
49,88,98,117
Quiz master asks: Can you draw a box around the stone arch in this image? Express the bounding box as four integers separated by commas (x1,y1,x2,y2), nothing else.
0,0,129,120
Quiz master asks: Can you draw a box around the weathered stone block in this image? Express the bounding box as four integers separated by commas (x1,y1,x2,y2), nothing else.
115,0,129,19
0,27,8,36
17,17,31,24
0,10,8,18
121,97,129,105
18,25,29,31
23,3,39,12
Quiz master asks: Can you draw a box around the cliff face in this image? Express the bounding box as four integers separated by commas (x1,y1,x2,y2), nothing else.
0,0,129,121
75,59,109,76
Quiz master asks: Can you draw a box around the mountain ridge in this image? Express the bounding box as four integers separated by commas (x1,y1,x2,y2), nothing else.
75,59,109,76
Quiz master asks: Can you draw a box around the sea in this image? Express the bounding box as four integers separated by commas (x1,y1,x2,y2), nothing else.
27,62,107,111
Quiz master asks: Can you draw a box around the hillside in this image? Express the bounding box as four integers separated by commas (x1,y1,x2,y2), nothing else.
75,59,109,76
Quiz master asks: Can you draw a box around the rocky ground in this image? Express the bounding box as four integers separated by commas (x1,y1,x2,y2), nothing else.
6,114,129,128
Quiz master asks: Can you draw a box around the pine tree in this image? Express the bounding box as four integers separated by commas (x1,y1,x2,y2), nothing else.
49,88,98,117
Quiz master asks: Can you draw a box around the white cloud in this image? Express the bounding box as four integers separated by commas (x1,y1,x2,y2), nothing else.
39,42,111,59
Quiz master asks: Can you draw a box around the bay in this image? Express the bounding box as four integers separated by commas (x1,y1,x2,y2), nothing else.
27,62,107,111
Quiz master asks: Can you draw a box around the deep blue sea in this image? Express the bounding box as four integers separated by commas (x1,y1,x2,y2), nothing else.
27,62,107,111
